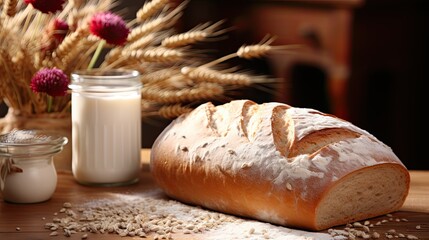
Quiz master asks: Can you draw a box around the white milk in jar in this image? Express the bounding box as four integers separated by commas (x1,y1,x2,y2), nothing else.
69,70,141,186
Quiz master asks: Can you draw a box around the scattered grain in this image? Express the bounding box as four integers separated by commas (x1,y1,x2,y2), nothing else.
63,202,72,208
372,232,380,238
353,222,363,228
362,225,370,232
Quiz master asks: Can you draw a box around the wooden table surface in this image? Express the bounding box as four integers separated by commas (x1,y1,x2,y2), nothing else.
0,149,428,240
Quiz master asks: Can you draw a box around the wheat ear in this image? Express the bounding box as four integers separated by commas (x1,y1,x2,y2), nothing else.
158,104,193,119
181,66,253,86
161,20,225,48
127,2,184,43
141,82,224,104
136,0,171,23
140,68,179,84
102,33,160,68
2,0,18,17
52,26,89,67
201,36,302,69
125,47,184,63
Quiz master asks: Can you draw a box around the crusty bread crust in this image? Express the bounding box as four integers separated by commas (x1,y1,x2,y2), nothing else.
150,100,410,230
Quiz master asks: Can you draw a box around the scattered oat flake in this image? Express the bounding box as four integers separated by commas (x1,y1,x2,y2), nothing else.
41,190,332,240
15,227,20,231
416,225,421,229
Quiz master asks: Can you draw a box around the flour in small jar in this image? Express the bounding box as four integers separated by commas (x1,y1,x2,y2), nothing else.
44,189,333,239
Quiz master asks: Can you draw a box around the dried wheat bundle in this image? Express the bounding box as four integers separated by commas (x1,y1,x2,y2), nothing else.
1,0,299,120
0,0,112,115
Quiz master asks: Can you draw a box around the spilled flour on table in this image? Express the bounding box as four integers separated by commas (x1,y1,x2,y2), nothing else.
44,189,333,239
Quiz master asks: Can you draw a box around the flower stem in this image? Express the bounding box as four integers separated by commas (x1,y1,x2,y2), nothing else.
87,40,106,70
47,96,53,113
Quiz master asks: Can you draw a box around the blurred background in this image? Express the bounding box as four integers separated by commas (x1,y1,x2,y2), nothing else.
135,0,427,169
1,0,425,170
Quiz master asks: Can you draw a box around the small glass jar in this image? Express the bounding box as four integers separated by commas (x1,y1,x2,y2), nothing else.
0,130,68,203
69,69,142,186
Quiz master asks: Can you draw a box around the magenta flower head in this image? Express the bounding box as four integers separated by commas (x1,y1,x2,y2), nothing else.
89,12,130,45
30,68,69,97
24,0,65,14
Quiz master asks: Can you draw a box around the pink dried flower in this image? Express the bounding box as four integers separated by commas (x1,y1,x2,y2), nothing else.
30,68,69,97
24,0,65,14
89,12,130,45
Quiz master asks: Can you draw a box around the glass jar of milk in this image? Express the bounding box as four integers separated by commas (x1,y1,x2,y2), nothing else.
0,130,68,203
69,69,142,186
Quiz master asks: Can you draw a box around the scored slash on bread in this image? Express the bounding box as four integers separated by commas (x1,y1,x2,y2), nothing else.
150,99,410,231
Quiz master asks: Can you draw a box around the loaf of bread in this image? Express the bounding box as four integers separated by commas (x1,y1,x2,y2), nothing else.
150,100,410,231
